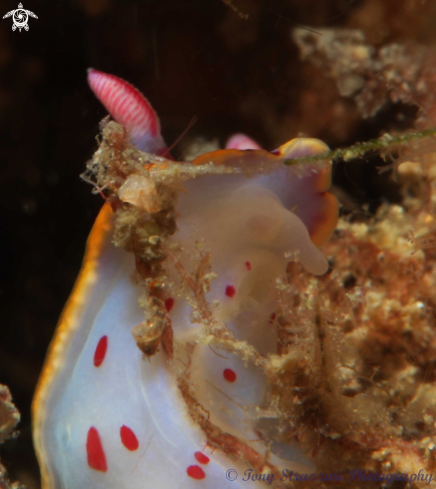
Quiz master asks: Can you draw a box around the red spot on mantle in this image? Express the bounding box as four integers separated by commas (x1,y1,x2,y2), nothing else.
94,336,108,367
225,285,236,298
223,368,237,383
120,425,139,451
165,297,175,312
86,427,107,472
245,261,252,271
269,312,276,324
194,451,210,464
187,465,206,480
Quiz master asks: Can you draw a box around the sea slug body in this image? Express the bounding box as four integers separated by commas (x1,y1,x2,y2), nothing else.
32,70,338,488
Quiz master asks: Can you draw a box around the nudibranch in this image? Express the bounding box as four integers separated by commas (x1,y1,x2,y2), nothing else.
33,69,338,488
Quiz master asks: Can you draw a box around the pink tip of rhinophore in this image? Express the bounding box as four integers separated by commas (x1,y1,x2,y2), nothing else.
225,133,262,150
87,68,166,154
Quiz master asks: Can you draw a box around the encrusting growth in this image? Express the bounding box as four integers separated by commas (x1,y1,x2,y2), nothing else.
0,385,24,489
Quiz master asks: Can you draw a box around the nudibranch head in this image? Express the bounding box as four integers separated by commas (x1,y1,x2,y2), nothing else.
32,70,338,488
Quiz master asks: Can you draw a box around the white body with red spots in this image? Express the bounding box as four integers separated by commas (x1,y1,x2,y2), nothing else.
41,246,241,486
33,70,338,488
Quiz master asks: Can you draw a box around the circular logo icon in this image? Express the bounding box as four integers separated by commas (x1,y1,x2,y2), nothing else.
3,3,38,32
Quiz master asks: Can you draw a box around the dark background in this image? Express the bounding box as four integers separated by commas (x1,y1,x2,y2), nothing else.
0,0,435,486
